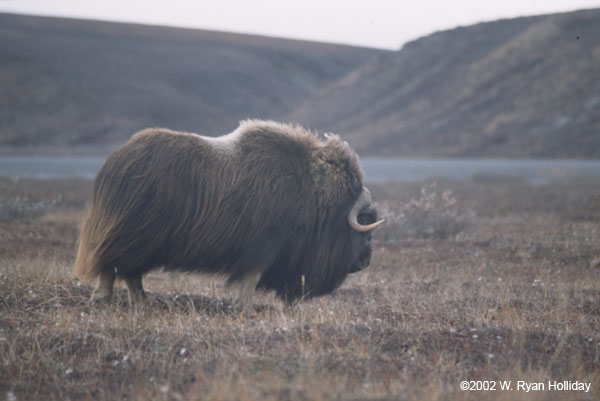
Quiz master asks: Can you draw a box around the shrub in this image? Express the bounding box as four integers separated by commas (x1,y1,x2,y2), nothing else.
0,194,62,222
375,181,465,241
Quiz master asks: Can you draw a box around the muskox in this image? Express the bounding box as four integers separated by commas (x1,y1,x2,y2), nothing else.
74,120,383,305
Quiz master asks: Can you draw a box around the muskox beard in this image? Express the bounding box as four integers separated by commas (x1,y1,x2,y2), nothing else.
256,213,365,303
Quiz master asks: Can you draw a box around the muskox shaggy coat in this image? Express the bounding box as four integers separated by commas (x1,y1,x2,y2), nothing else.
75,120,381,303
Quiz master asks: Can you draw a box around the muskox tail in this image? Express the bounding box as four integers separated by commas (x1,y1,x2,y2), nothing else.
74,203,116,281
74,209,100,280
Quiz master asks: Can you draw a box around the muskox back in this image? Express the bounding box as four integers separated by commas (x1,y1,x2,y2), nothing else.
75,120,382,304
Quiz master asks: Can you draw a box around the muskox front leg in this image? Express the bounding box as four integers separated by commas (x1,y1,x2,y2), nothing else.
125,275,147,305
233,270,262,311
90,268,116,302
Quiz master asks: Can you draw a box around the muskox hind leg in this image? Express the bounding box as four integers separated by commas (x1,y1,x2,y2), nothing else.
90,268,116,303
125,275,147,305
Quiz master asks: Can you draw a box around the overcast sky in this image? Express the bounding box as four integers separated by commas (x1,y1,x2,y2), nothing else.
1,0,598,49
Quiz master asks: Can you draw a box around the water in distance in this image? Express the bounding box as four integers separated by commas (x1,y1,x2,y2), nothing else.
362,158,600,184
0,156,599,184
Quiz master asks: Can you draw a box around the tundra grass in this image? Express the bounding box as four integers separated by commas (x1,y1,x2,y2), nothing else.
0,176,599,401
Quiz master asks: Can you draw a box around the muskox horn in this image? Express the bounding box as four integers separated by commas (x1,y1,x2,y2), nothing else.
348,187,385,232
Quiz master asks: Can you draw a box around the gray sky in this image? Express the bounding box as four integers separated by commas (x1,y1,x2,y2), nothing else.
1,0,598,49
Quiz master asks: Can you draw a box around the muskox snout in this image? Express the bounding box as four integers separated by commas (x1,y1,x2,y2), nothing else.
358,205,378,226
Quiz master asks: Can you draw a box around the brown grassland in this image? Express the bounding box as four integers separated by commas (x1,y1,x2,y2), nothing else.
0,175,599,400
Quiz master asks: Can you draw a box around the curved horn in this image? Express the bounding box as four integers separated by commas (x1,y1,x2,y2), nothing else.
348,187,385,232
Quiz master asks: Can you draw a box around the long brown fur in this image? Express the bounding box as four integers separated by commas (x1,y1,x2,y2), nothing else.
74,120,376,302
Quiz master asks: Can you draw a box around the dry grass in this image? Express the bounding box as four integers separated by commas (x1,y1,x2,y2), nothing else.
1,176,599,400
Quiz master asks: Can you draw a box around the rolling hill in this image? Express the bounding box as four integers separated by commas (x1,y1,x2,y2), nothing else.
1,10,599,158
293,8,600,158
0,13,384,154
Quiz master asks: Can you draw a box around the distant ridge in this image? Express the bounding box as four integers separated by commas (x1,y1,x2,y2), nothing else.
293,8,600,158
2,10,599,158
0,13,384,154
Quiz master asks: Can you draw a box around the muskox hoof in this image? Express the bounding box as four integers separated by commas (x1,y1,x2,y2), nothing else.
88,288,113,304
127,290,149,308
231,298,252,313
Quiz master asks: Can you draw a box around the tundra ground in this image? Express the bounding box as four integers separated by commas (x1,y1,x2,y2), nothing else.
1,176,599,401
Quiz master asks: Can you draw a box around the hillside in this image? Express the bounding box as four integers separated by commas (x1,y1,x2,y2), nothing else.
0,13,384,154
2,10,599,158
293,8,600,158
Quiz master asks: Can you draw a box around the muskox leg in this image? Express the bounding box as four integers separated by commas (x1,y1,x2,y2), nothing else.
125,275,147,305
234,270,262,311
90,268,116,302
